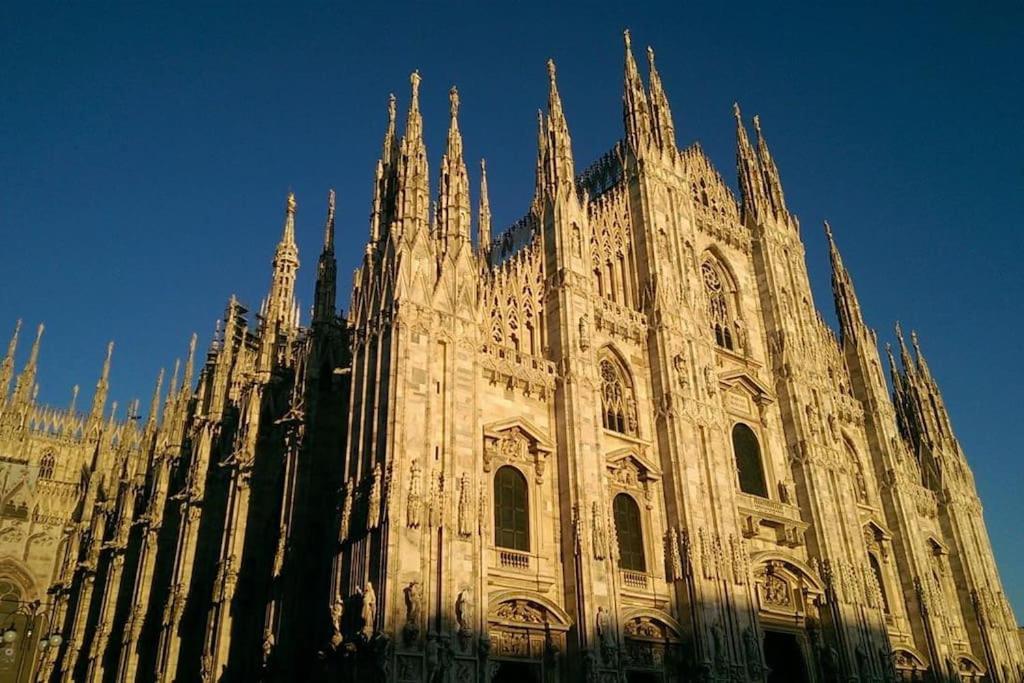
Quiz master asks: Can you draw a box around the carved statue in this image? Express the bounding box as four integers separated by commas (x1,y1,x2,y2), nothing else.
579,315,590,351
704,366,717,396
360,582,376,639
457,473,472,537
673,352,689,390
329,597,344,649
407,459,422,529
592,501,607,560
367,463,382,529
455,590,472,638
403,581,422,642
596,606,613,654
742,627,762,678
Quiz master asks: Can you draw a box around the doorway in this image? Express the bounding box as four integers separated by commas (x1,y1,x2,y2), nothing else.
492,660,541,683
763,630,809,683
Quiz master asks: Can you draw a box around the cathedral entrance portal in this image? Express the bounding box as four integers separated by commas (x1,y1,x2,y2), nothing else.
763,630,809,683
491,660,540,683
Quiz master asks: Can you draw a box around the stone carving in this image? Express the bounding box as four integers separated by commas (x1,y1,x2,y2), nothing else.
457,473,472,537
763,571,790,607
704,366,718,397
672,352,689,390
402,581,421,643
592,501,607,560
329,597,343,649
579,314,590,351
339,483,353,543
596,606,613,651
494,600,545,624
455,590,472,643
666,527,683,581
367,463,382,530
406,458,423,529
360,582,376,639
742,626,762,678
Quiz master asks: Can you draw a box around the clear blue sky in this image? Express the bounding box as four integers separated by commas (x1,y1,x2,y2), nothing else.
2,3,1021,618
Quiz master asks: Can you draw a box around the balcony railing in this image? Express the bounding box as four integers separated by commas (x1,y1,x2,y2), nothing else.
499,550,530,571
621,570,648,589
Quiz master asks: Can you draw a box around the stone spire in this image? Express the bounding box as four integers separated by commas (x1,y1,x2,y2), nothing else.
825,221,867,346
313,189,337,324
263,192,301,344
532,109,548,212
394,71,431,238
88,341,114,427
371,95,399,243
734,103,768,226
543,59,575,192
752,114,790,220
0,319,21,402
622,30,651,150
12,323,44,407
437,86,471,247
145,368,165,434
478,158,492,257
647,45,676,152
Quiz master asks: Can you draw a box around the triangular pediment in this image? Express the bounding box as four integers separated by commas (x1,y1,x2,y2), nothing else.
606,447,661,481
719,369,774,406
483,417,552,452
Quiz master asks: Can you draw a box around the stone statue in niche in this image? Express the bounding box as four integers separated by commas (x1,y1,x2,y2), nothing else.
742,626,762,678
578,315,590,351
672,353,689,390
402,581,421,643
456,590,473,645
329,597,344,649
704,366,718,397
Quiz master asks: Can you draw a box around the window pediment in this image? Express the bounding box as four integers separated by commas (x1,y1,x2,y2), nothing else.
483,418,553,484
719,370,774,407
606,449,661,484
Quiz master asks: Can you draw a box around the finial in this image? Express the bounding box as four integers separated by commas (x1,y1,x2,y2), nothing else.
70,385,79,414
410,70,421,107
753,114,762,135
286,191,297,216
823,220,833,240
449,86,460,119
547,59,557,83
732,102,742,122
387,93,397,121
327,188,336,224
623,29,632,49
647,46,655,63
481,158,487,175
894,321,905,341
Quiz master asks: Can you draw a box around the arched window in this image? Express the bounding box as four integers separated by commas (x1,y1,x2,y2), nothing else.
732,423,768,498
39,452,55,480
868,553,890,613
494,466,529,552
600,356,638,436
701,257,738,351
613,493,646,572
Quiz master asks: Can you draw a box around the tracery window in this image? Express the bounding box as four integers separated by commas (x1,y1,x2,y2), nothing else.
732,423,768,498
494,466,530,552
600,356,638,436
613,493,646,572
701,257,737,351
39,452,55,480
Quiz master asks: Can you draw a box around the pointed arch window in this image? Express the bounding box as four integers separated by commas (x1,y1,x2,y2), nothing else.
613,493,646,572
600,356,638,436
494,466,530,552
868,553,890,613
39,452,55,480
732,423,768,498
701,257,738,351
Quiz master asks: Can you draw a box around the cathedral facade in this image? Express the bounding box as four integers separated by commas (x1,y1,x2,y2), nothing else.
0,32,1021,682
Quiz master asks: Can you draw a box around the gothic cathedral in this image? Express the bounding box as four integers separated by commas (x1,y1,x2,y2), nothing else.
0,32,1021,683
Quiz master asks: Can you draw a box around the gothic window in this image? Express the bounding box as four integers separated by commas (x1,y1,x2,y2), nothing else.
869,553,890,613
613,493,646,572
600,355,638,436
732,423,768,498
701,257,737,351
494,466,530,552
39,452,55,480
